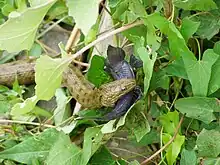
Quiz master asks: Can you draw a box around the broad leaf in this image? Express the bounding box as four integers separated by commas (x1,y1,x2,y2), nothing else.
66,0,100,35
204,158,220,165
35,55,71,100
175,97,219,124
180,149,197,165
89,146,115,165
46,131,81,165
165,58,188,79
180,17,200,42
0,129,60,164
159,111,179,135
149,69,170,91
86,55,111,87
163,134,185,165
191,9,220,40
197,129,220,157
183,49,219,96
11,96,38,116
209,41,220,94
81,127,108,165
174,0,217,11
129,0,161,51
0,0,56,52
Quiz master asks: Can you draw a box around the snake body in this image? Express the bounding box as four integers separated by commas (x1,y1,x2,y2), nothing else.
0,59,136,109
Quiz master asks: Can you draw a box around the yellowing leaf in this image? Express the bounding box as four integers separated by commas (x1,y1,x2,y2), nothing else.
35,55,71,100
11,96,38,116
0,0,56,53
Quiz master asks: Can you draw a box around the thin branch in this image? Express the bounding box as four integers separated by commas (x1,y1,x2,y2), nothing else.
0,119,55,128
109,147,148,159
37,16,68,39
140,115,185,165
65,26,81,53
71,20,143,60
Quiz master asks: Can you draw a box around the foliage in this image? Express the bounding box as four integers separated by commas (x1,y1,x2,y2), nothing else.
0,0,220,165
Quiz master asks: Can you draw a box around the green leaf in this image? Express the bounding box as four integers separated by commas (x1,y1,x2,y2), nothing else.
54,88,71,126
46,131,81,165
35,55,71,100
175,97,219,124
163,134,185,165
81,127,108,165
209,56,220,94
0,100,11,114
147,13,194,60
209,41,220,94
0,129,60,164
165,58,188,80
159,111,179,135
129,160,140,165
0,0,56,52
11,96,38,116
183,49,219,96
66,0,100,35
46,0,68,20
86,55,111,87
112,0,129,21
191,10,220,40
149,69,170,91
180,17,200,42
174,0,217,11
2,4,15,16
29,42,42,57
129,0,161,51
180,149,197,165
204,158,220,165
197,129,220,157
89,146,115,165
137,47,157,95
126,100,150,142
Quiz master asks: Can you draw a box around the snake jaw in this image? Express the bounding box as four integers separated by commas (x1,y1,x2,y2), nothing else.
99,78,136,107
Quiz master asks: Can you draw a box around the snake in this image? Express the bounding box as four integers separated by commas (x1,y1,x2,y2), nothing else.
0,58,136,109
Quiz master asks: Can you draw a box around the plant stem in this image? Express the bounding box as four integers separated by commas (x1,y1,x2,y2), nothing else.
70,20,143,60
140,115,185,165
0,119,55,128
195,38,201,61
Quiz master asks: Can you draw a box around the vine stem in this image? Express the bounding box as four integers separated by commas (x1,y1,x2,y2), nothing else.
140,115,185,165
70,20,143,60
0,119,55,128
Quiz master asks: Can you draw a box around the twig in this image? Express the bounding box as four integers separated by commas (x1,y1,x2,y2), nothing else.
0,119,55,128
109,147,148,159
65,26,81,53
71,20,143,59
100,1,112,16
36,40,59,55
37,16,68,39
140,115,185,165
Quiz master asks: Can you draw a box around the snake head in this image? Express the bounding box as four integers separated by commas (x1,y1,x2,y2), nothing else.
99,78,136,107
